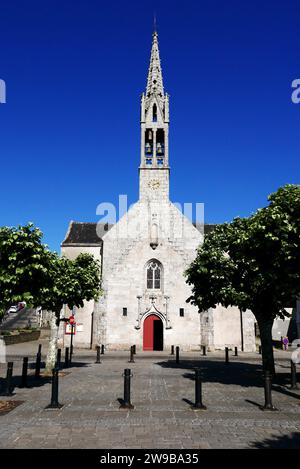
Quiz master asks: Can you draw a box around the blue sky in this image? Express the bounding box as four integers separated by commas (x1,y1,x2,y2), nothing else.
0,0,299,252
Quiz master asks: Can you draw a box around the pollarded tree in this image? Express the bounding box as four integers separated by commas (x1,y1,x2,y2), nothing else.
39,252,101,373
185,184,300,374
0,223,51,318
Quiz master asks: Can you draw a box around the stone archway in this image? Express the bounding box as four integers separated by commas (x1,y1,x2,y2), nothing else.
143,314,163,351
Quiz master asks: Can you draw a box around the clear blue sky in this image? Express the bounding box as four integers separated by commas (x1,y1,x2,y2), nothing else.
0,0,299,252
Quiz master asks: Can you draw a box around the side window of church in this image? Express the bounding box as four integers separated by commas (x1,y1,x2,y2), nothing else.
147,260,161,289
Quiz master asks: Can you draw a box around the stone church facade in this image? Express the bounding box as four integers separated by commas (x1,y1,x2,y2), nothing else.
60,32,256,352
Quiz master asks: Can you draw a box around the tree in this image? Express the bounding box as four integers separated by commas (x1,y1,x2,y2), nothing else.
185,184,300,374
39,252,101,373
0,223,101,373
0,223,50,318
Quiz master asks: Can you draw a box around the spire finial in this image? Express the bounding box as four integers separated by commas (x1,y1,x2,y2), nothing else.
146,22,164,97
153,12,157,33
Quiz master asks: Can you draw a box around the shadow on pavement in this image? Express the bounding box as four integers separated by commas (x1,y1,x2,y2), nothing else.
251,432,300,449
156,359,264,387
156,359,300,391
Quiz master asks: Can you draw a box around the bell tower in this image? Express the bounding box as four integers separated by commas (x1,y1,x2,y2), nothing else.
139,31,170,201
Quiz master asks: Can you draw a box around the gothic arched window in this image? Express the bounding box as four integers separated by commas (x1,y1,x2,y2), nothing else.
147,260,162,289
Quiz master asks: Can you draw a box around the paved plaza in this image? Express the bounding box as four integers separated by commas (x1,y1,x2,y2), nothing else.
0,340,300,449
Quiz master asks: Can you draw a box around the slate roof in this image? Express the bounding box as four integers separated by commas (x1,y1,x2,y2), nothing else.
62,221,218,246
62,222,113,246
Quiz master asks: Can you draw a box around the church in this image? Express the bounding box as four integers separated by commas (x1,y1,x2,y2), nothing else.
60,31,256,352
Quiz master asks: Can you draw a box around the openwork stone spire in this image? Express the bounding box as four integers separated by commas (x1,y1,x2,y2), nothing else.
139,30,170,202
146,31,164,98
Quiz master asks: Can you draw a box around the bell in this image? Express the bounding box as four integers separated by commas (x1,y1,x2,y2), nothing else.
156,143,162,154
145,143,152,154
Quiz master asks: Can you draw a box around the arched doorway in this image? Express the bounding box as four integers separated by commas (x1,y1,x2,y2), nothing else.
143,314,163,351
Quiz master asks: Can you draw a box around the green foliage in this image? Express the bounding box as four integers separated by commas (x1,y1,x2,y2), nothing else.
39,252,101,315
0,223,101,318
186,184,300,321
0,223,51,315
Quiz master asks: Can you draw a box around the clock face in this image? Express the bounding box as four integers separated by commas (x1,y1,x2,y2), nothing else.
148,179,160,190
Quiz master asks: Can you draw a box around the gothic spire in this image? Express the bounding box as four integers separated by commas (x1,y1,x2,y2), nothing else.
146,31,164,98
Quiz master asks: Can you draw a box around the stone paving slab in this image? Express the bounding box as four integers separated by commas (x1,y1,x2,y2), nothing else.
0,341,300,448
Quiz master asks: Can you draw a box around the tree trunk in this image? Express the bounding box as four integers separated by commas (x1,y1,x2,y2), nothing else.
256,314,275,375
45,311,60,374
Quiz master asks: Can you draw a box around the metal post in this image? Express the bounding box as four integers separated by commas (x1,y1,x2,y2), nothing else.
132,345,136,355
20,357,28,388
202,345,207,356
225,347,229,364
259,345,262,354
5,362,13,396
35,351,41,379
129,346,135,363
240,309,244,352
261,370,277,411
70,323,74,357
191,368,206,410
291,360,299,390
234,346,238,357
46,367,63,409
64,347,69,368
171,345,174,355
90,312,94,350
176,346,180,364
95,345,101,364
56,349,61,369
38,344,42,355
119,368,134,409
101,344,105,355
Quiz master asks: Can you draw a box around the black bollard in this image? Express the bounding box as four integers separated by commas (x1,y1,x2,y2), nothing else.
95,345,101,364
225,347,229,364
35,351,41,379
64,347,69,368
261,370,277,411
20,357,28,388
291,360,299,390
56,349,61,369
132,345,136,355
191,368,207,410
119,368,134,409
129,346,135,363
5,362,14,396
259,345,262,354
176,346,180,364
45,367,63,409
234,347,238,357
202,345,207,356
171,345,174,355
101,344,105,355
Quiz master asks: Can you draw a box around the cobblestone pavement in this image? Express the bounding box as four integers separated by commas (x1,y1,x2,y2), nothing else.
0,342,300,449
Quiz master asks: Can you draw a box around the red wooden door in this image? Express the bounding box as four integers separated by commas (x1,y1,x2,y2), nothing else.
143,314,161,351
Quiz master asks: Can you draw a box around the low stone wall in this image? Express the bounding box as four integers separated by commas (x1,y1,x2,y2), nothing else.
1,330,40,345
